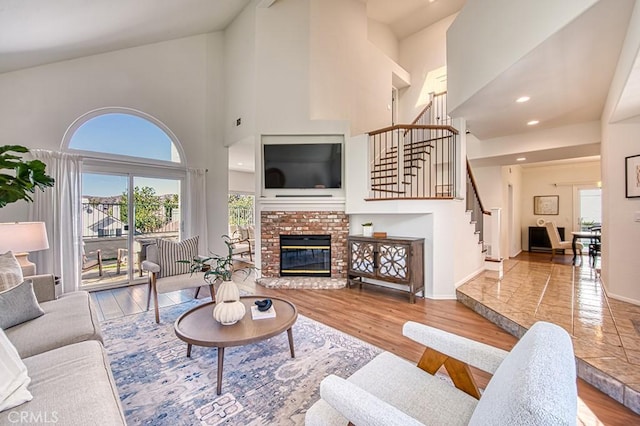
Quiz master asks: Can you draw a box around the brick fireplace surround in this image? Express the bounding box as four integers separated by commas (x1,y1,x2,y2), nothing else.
260,211,349,278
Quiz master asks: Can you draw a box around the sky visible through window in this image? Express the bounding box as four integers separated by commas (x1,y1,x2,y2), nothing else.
71,113,175,161
72,113,180,197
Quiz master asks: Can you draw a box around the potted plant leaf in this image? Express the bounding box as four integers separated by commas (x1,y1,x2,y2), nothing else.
0,145,54,208
178,235,257,325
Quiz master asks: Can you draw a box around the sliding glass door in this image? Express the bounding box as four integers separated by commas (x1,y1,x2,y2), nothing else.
80,170,182,289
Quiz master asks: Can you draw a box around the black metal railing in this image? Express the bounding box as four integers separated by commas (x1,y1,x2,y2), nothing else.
368,124,458,199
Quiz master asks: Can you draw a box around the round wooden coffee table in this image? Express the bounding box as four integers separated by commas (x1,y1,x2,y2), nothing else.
174,296,298,395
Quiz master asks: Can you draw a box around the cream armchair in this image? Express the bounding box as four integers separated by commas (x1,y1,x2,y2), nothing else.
141,237,215,323
306,321,577,426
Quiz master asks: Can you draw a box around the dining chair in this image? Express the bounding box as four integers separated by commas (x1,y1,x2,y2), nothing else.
588,226,602,268
544,221,582,262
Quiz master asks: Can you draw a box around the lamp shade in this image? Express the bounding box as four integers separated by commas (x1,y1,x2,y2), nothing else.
0,222,49,253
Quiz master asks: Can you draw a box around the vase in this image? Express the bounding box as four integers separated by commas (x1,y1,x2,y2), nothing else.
213,300,246,325
362,225,373,237
212,280,245,325
216,279,240,301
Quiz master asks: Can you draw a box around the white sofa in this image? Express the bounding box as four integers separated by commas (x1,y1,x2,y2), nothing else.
1,274,125,425
306,321,577,426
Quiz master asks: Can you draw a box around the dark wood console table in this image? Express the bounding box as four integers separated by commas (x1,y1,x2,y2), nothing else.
347,235,424,303
528,226,565,253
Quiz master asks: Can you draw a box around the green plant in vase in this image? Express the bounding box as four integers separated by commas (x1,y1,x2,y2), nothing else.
179,235,256,325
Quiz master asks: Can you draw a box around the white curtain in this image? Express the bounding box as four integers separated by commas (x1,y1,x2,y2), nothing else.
28,150,82,294
185,168,209,254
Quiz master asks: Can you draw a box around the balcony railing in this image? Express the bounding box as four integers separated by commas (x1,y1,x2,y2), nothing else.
368,124,458,200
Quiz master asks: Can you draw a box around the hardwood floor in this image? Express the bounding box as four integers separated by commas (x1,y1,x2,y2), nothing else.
92,258,639,425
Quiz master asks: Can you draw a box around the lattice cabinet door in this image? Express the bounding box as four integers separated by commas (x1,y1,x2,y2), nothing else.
377,243,410,282
348,239,376,278
347,235,424,303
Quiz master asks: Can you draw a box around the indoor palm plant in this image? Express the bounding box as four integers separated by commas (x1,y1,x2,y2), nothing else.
0,145,54,208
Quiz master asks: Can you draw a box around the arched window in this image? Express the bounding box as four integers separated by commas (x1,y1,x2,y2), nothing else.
63,108,186,289
66,108,183,164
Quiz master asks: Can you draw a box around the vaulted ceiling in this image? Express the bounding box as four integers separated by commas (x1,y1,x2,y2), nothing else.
3,0,636,172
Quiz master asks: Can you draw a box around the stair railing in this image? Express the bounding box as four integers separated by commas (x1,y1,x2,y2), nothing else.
466,160,491,247
368,124,458,200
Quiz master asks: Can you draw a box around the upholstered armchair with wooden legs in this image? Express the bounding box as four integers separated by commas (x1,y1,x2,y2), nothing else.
141,236,215,323
545,221,582,262
306,321,577,426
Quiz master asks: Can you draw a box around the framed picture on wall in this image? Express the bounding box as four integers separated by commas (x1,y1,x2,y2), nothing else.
625,154,640,198
533,195,559,215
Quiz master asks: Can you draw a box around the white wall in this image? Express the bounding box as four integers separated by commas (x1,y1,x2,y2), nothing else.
0,34,229,254
398,13,457,123
367,19,399,63
255,0,311,131
229,170,256,193
223,1,256,148
309,0,401,135
600,0,640,305
502,165,523,257
601,121,640,304
520,161,600,251
447,0,598,112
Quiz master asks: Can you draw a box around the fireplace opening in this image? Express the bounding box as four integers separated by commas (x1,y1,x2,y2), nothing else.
280,235,331,277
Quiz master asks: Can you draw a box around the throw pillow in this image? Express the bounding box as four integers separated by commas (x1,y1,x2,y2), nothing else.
0,252,24,293
157,236,199,278
0,280,45,330
0,328,33,412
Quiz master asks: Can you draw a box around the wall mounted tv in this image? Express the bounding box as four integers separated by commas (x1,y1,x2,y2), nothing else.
263,143,342,189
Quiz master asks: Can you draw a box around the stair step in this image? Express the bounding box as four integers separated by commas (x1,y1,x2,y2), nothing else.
371,182,399,187
372,167,396,173
373,188,405,194
405,140,434,150
375,160,397,167
405,154,427,161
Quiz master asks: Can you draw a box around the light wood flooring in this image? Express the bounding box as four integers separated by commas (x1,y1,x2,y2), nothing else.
91,254,639,425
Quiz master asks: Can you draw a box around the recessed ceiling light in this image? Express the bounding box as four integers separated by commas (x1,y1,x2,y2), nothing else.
516,157,526,162
237,162,243,166
527,120,539,126
516,96,530,103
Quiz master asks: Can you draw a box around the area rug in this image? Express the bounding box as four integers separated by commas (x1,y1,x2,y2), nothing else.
101,301,382,425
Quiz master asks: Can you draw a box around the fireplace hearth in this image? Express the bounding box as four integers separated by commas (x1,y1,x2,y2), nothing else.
280,235,331,277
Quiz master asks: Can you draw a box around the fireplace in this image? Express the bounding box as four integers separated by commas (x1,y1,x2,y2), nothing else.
280,235,331,277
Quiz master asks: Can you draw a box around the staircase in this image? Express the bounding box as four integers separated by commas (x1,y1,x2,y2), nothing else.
366,91,495,261
368,124,457,199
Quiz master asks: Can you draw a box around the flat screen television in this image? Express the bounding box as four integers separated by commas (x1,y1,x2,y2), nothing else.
263,143,342,189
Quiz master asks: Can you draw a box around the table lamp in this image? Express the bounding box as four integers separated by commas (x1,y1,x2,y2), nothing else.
0,222,49,275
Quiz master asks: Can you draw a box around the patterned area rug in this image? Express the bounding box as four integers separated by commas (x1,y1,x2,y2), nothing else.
101,301,381,425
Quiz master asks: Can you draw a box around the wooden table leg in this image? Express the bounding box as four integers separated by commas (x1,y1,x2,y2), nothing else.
216,346,225,395
287,328,295,358
186,343,192,358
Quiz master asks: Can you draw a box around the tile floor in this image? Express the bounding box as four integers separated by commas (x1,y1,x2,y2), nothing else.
457,253,640,414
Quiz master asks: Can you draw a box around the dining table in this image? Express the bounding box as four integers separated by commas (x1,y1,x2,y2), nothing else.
570,231,601,265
